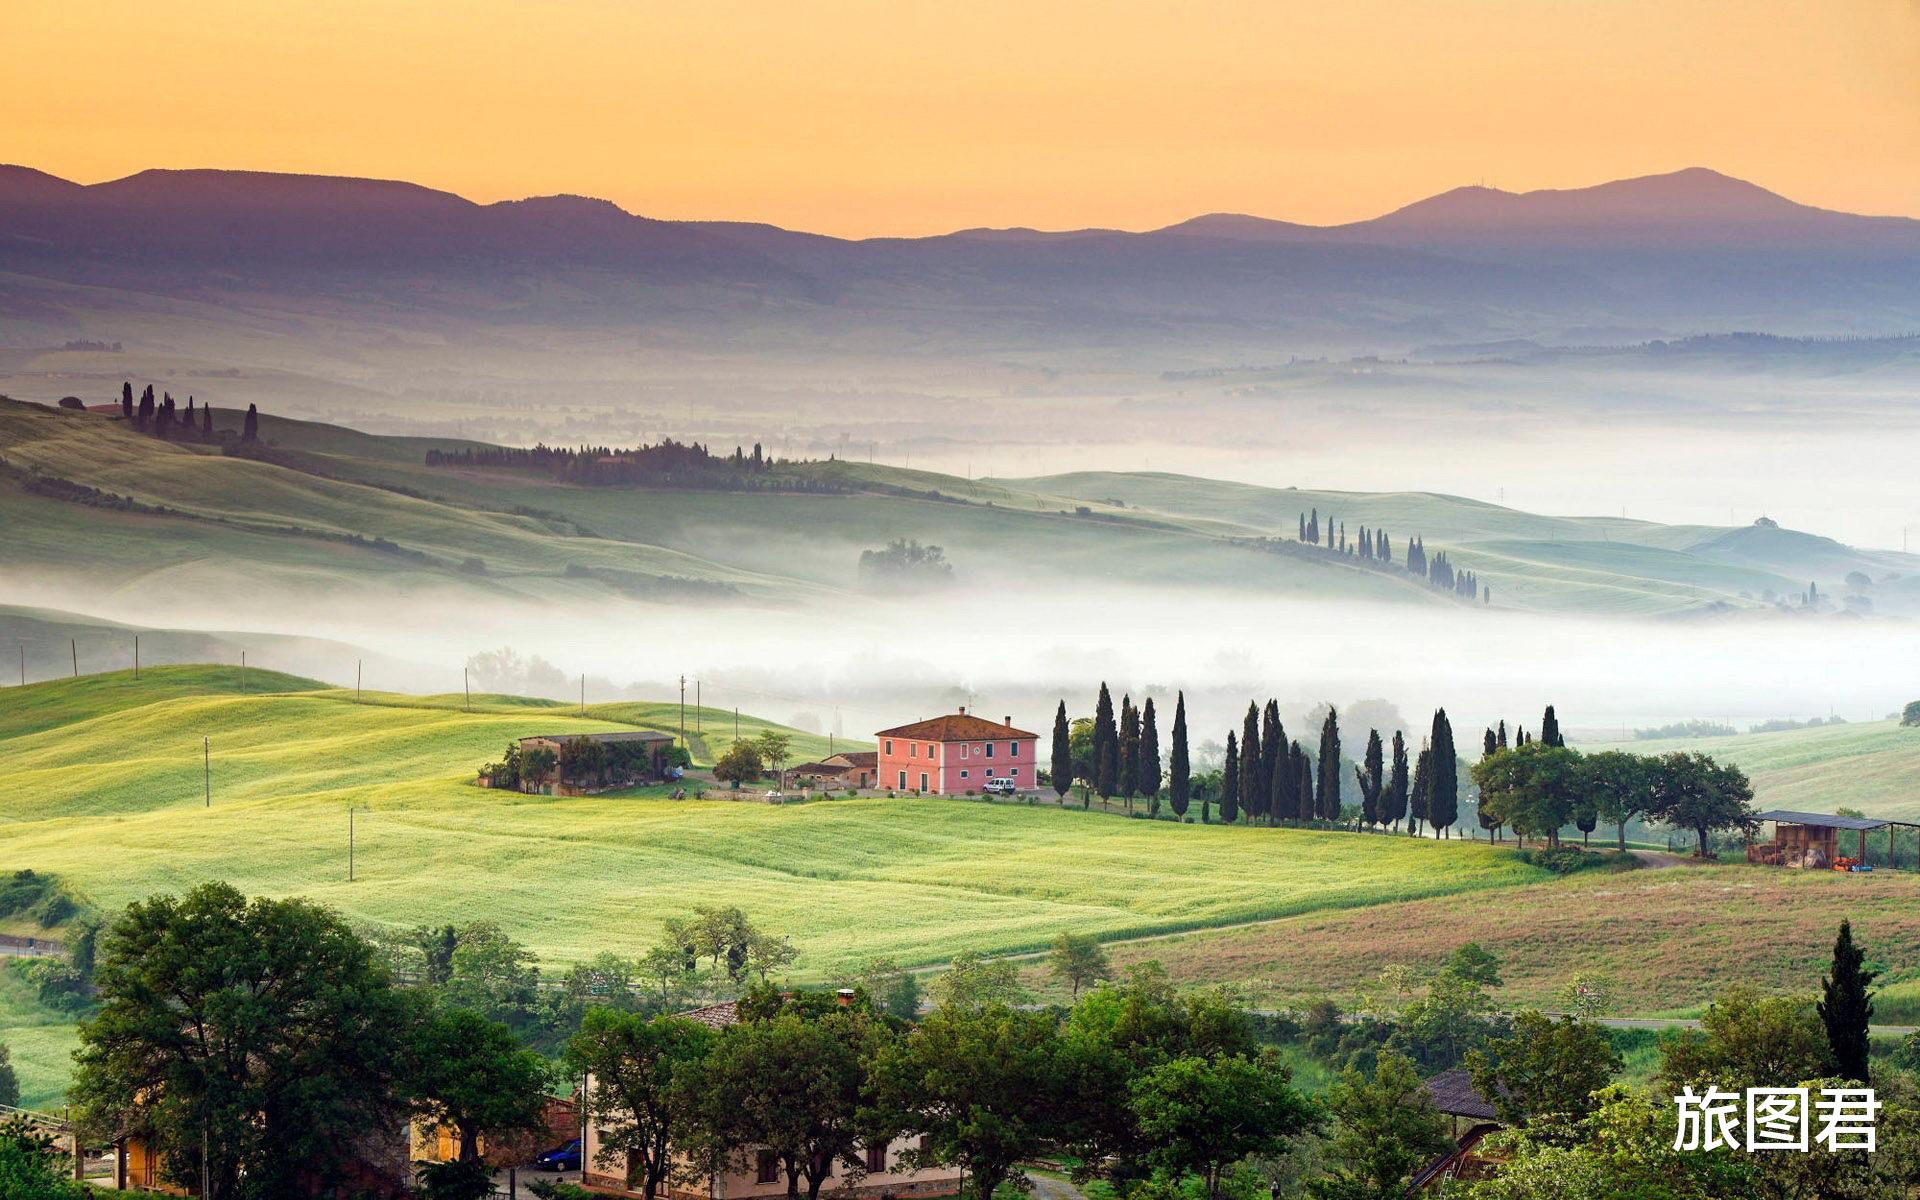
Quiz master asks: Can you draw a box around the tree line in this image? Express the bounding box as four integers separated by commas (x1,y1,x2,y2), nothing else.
423,439,848,493
1292,507,1487,604
106,380,258,443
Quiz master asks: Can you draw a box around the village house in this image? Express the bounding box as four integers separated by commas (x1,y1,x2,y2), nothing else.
874,709,1038,796
1408,1068,1508,1192
786,751,880,790
506,730,677,795
582,998,962,1200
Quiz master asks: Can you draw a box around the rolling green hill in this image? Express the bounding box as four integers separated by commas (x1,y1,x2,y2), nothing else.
1,665,1556,1104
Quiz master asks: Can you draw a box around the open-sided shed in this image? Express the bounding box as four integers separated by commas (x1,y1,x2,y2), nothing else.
1746,810,1915,870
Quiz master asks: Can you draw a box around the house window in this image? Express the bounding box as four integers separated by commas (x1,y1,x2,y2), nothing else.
910,743,917,758
985,769,994,777
1010,766,1020,777
960,770,969,779
1010,741,1020,756
898,770,907,789
757,1150,780,1184
919,772,929,792
985,742,995,758
961,744,969,758
866,1142,889,1174
884,740,893,755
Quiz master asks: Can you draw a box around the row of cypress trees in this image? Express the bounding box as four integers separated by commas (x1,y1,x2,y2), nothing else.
1297,506,1490,605
115,380,258,442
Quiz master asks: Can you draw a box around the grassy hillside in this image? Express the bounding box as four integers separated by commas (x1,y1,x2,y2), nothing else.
11,397,1893,618
1585,720,1920,820
1063,864,1920,1020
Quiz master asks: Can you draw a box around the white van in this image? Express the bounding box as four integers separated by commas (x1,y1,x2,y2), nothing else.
984,777,1018,796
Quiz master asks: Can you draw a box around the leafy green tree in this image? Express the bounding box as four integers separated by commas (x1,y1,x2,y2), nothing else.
870,1004,1062,1200
1051,702,1072,801
930,950,1027,1010
1316,706,1342,823
1168,694,1190,817
442,920,541,1030
714,740,766,788
1139,697,1162,808
1819,919,1876,1084
1382,732,1409,830
0,1117,89,1200
1308,1052,1451,1200
1355,729,1384,827
850,957,922,1022
1444,943,1503,988
566,1011,714,1200
1904,700,1920,728
1472,744,1582,848
754,730,794,783
1459,1089,1755,1200
1581,750,1651,851
1048,932,1111,1001
1069,717,1096,805
1646,751,1755,857
1427,710,1458,836
1384,970,1498,1075
407,1004,548,1162
1465,1012,1620,1127
1239,703,1262,823
1221,732,1240,824
1128,1052,1316,1200
1659,986,1834,1092
679,1007,890,1200
0,1042,16,1108
71,883,410,1200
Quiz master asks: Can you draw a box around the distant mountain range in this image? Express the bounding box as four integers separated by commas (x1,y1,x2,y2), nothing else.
4,164,1919,358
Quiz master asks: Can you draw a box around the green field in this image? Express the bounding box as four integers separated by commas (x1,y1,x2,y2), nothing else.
1584,720,1920,820
2,665,1562,1105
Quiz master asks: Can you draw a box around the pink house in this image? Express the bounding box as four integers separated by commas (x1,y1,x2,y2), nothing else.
875,708,1039,795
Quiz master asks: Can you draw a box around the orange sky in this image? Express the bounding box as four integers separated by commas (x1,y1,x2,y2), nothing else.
8,0,1919,237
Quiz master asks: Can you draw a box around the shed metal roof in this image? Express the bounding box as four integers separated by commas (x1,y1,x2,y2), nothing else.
1752,809,1889,831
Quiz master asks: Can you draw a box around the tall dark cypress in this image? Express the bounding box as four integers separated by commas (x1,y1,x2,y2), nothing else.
120,381,133,421
242,402,259,442
201,402,212,436
1118,696,1140,810
1298,513,1306,541
1410,745,1432,834
1357,728,1384,827
1237,703,1260,823
1383,732,1409,830
1428,709,1458,837
1540,704,1563,748
1139,698,1162,804
1316,706,1342,822
1483,727,1497,757
1269,743,1290,824
137,384,154,427
1294,746,1313,822
1221,732,1240,824
1819,919,1876,1083
1258,700,1282,825
1093,683,1118,801
1050,701,1071,800
1168,693,1190,817
1497,720,1509,750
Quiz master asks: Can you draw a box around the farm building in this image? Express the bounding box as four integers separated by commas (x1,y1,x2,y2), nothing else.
502,730,676,795
874,708,1038,795
1408,1069,1507,1192
109,1126,409,1196
1746,810,1915,869
787,751,879,789
582,998,962,1200
412,1094,577,1169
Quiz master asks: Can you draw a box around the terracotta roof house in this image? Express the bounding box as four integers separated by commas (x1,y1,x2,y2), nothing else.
875,708,1038,795
1407,1069,1508,1194
582,998,961,1199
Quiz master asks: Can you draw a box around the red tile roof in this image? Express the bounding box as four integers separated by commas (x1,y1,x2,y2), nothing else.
831,751,878,768
875,711,1038,741
676,1001,740,1030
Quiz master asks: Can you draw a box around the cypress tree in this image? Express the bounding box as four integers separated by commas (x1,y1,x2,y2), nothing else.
1237,703,1260,823
1410,745,1432,835
1168,693,1190,817
137,384,154,427
1298,513,1306,541
1483,727,1497,757
1118,696,1140,811
1308,508,1319,545
1819,919,1876,1083
1221,732,1240,824
1140,697,1162,806
1497,720,1509,750
242,402,259,442
120,381,133,421
1093,684,1118,802
1428,709,1458,837
1316,706,1342,822
1050,701,1071,801
1269,743,1289,825
1294,746,1313,822
1357,728,1384,827
1259,700,1282,825
1383,732,1409,830
1379,531,1391,564
1540,704,1563,748
202,402,213,436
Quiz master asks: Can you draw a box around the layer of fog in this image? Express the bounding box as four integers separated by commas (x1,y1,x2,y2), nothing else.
9,573,1912,752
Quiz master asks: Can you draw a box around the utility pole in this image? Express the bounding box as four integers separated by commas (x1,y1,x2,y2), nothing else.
133,634,139,677
734,706,739,739
16,640,22,687
349,807,358,881
464,668,471,712
356,659,362,702
679,675,686,748
71,638,78,678
204,737,211,807
695,680,701,732
240,650,246,691
580,673,585,717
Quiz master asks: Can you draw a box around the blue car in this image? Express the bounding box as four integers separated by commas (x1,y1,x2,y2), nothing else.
533,1138,582,1172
